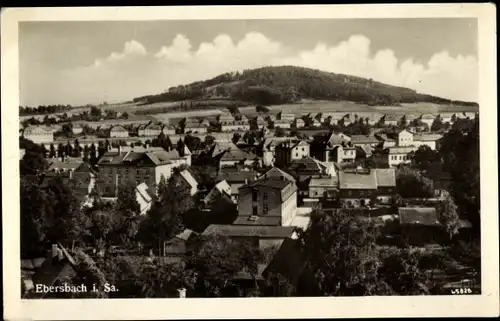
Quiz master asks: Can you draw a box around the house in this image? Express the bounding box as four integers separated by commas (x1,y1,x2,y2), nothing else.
179,169,198,196
202,224,297,250
311,132,352,163
294,118,305,128
274,119,292,129
218,113,236,126
72,124,83,135
440,113,454,124
161,124,176,135
97,146,191,197
216,148,259,170
398,207,445,245
375,133,397,149
236,170,298,227
420,114,435,127
135,182,154,215
340,114,354,126
289,156,338,179
311,119,321,127
338,168,378,207
308,177,339,199
261,137,299,166
23,126,54,144
277,112,295,122
138,122,163,137
350,135,380,147
204,180,234,205
216,169,259,202
260,166,296,182
331,143,356,163
397,129,414,147
387,146,418,167
413,134,442,150
374,168,397,204
29,243,77,298
163,229,199,257
184,119,208,134
382,114,400,126
255,115,268,129
48,158,83,174
274,140,310,166
109,125,129,138
221,117,251,132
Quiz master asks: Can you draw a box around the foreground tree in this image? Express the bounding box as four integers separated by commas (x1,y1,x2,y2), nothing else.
396,166,434,198
437,196,461,240
300,210,387,296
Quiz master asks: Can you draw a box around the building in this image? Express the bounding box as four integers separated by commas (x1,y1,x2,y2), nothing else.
420,114,435,127
135,182,154,215
202,224,297,250
97,147,191,197
274,119,292,129
289,156,338,179
236,170,297,227
47,158,83,174
338,168,378,207
311,132,354,164
274,140,310,166
109,125,129,138
308,177,339,199
382,114,400,126
261,137,299,166
72,124,83,135
277,112,295,122
387,146,418,167
413,134,442,150
350,135,380,147
138,122,163,137
374,168,397,204
295,118,305,128
204,180,234,205
221,118,251,132
216,148,259,170
179,169,199,196
184,119,208,134
163,229,199,257
255,115,268,129
398,207,445,245
23,126,54,144
216,169,259,202
162,124,177,135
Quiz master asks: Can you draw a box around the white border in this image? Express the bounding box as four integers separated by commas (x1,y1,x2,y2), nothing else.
2,4,498,320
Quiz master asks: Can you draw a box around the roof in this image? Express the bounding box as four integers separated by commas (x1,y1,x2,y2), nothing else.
216,170,259,183
413,134,443,142
374,168,396,187
219,148,257,161
98,148,188,166
384,114,400,121
350,135,380,145
308,177,338,187
290,156,328,173
339,169,377,190
23,126,52,135
135,182,153,203
421,113,435,119
174,229,198,241
110,125,127,132
398,207,440,226
49,157,83,169
233,216,282,226
247,176,294,190
202,224,296,238
179,170,198,189
327,133,350,146
262,238,305,284
388,146,418,154
261,166,296,183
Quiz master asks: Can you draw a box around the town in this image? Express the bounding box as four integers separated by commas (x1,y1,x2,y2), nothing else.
19,98,480,298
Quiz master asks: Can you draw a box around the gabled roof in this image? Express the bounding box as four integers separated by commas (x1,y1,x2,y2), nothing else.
339,169,377,190
110,125,127,132
398,207,440,226
374,168,396,187
387,146,418,154
309,177,338,187
219,148,257,161
174,229,198,242
247,176,294,190
350,135,380,145
413,134,443,142
383,114,400,122
327,132,350,146
233,216,282,226
290,156,328,173
179,170,198,189
216,170,259,183
261,166,296,183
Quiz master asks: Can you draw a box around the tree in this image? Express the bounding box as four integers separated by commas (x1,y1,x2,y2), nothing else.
232,133,241,145
176,138,186,157
65,141,73,158
137,174,194,255
437,196,460,240
187,234,263,297
49,143,56,158
83,145,90,162
411,145,439,172
70,250,109,298
256,105,270,113
227,105,240,115
378,247,429,295
274,127,286,137
300,210,385,296
57,143,65,159
431,117,444,132
396,166,434,198
89,143,97,165
204,135,215,147
74,139,81,157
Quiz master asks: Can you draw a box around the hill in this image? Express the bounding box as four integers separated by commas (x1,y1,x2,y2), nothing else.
132,65,478,108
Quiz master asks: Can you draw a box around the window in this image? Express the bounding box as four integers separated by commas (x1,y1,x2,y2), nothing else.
296,153,299,157
263,192,268,200
302,147,305,151
252,190,258,202
252,206,258,216
263,204,268,214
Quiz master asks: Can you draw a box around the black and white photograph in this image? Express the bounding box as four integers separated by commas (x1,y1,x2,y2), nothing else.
2,4,498,320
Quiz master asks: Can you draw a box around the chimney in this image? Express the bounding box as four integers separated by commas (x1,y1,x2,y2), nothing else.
177,288,187,298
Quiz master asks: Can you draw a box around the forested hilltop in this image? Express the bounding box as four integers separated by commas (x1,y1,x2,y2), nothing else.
133,66,478,107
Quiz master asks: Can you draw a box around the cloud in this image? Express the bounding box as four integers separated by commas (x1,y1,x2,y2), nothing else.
33,32,478,105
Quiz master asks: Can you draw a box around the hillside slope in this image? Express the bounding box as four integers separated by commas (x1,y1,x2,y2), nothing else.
133,66,477,107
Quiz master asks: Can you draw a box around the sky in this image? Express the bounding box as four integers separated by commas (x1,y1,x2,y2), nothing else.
19,19,478,106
